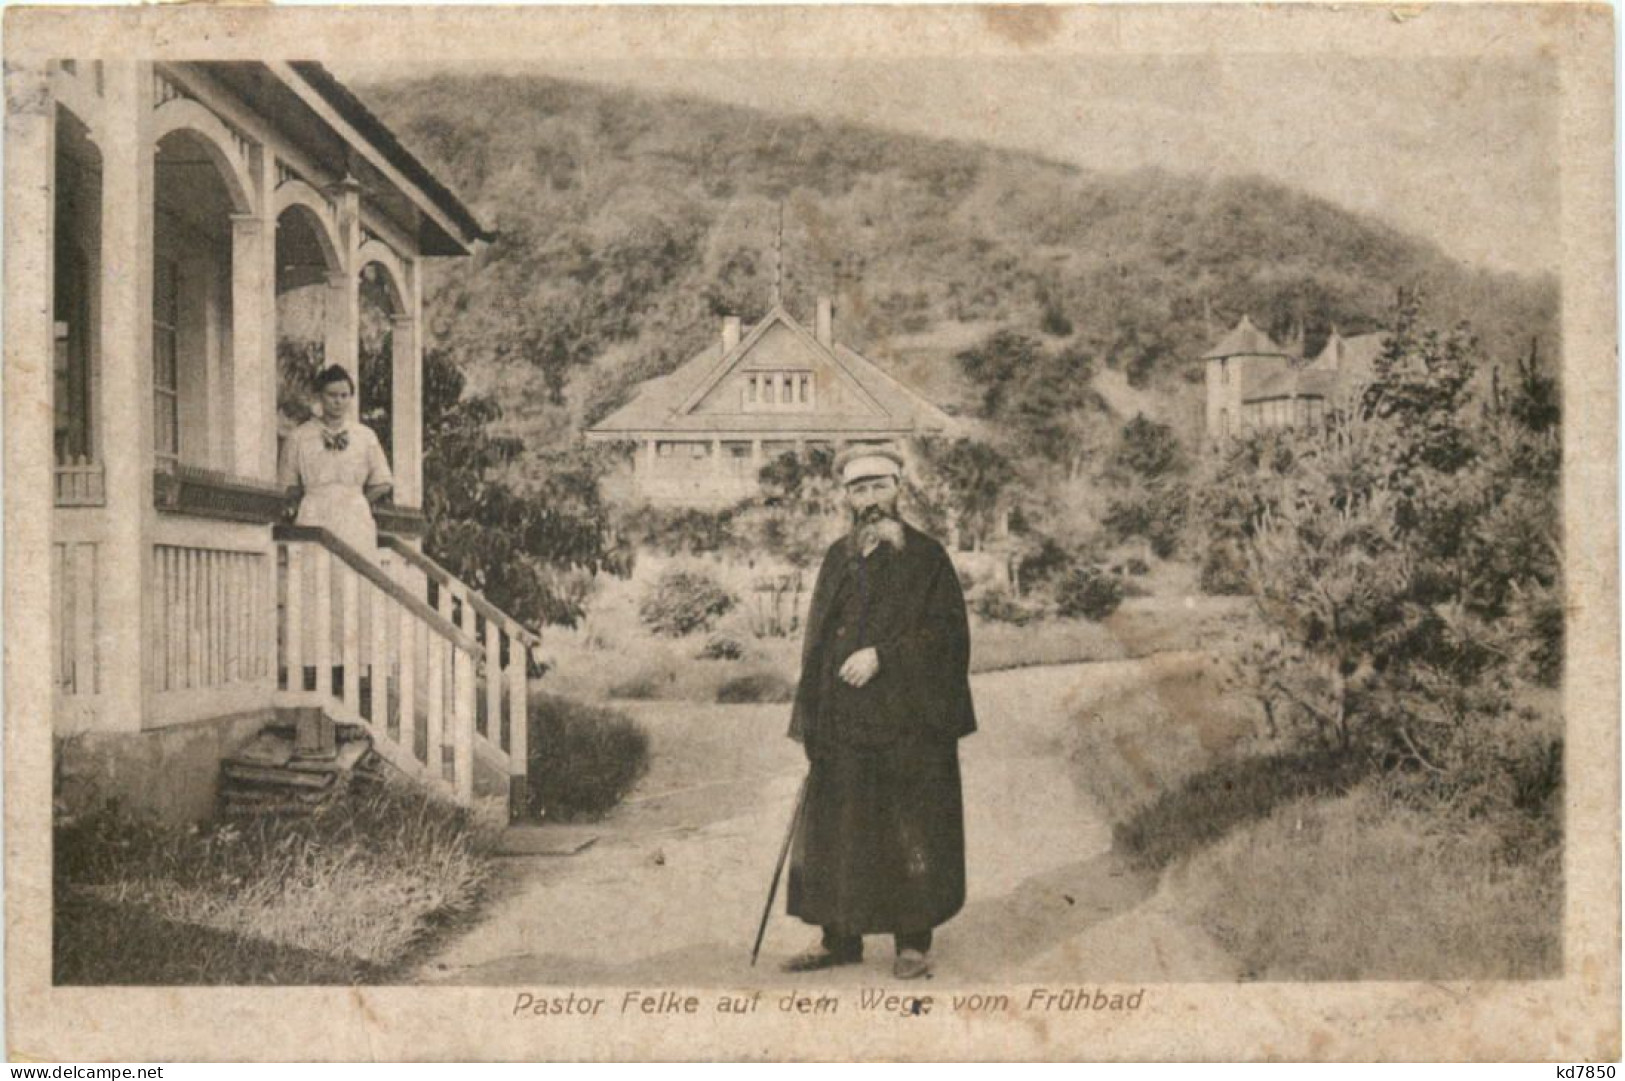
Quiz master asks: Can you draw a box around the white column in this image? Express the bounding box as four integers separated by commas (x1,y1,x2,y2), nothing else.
230,213,267,478
6,63,58,756
96,61,155,733
255,151,279,479
201,252,225,469
324,177,361,388
390,311,421,506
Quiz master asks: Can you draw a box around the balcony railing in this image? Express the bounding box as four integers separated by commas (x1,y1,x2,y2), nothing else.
54,457,104,507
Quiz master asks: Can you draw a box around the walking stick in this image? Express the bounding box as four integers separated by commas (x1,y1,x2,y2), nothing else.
751,773,810,967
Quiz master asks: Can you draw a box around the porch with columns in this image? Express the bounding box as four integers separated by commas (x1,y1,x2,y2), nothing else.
30,60,429,738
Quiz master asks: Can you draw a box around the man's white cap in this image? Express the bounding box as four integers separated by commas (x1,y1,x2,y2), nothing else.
834,445,904,485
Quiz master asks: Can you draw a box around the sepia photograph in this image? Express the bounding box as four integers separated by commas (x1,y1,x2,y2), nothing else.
3,2,1616,1062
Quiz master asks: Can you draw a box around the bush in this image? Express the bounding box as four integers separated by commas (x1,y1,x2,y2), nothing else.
1198,542,1251,595
973,584,1041,626
1015,537,1074,593
716,670,796,704
638,567,737,637
606,664,672,700
698,632,747,661
526,693,650,821
1054,565,1124,621
1102,481,1188,560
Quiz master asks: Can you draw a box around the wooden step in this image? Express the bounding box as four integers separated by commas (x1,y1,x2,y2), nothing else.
218,714,384,817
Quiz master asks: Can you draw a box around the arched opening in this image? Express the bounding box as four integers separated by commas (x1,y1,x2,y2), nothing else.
54,107,101,476
358,260,401,461
153,128,240,472
274,203,339,451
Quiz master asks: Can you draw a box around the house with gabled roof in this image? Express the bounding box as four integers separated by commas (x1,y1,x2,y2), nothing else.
1202,315,1385,445
585,297,957,507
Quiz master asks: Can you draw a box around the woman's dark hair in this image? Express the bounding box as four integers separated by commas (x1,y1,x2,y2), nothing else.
313,364,355,393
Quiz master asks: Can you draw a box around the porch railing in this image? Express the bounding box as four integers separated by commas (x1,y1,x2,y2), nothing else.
274,525,495,805
376,534,538,816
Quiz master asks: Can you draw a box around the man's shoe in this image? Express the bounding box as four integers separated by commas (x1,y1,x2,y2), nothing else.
892,949,931,980
781,946,862,973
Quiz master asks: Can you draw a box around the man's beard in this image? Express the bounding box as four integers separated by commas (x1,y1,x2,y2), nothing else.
853,504,904,554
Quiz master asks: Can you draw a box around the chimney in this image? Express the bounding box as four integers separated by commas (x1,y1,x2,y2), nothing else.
722,316,741,353
816,296,833,346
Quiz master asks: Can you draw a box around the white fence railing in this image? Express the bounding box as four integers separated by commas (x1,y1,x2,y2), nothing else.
276,526,495,805
377,535,537,816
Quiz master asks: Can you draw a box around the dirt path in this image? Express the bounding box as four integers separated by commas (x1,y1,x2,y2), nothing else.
416,660,1240,986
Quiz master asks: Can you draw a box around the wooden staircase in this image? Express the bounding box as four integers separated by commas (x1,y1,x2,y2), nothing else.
270,525,539,816
219,710,385,816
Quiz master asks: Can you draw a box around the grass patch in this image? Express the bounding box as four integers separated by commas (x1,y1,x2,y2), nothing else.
716,669,796,704
1060,652,1263,826
971,617,1128,672
970,595,1258,674
1165,784,1562,979
1057,649,1564,980
56,892,380,985
54,781,495,985
526,692,651,822
1112,748,1372,870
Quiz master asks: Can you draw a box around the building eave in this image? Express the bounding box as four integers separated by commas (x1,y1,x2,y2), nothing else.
279,61,492,255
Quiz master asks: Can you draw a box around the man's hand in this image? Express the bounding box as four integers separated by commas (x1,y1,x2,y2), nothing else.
838,647,880,688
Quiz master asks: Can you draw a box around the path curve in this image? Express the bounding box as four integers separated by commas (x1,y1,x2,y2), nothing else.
416,659,1240,986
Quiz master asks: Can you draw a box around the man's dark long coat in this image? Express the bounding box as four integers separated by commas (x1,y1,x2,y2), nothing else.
785,521,976,937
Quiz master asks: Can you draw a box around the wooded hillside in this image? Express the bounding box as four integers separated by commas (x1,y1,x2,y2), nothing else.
358,72,1559,457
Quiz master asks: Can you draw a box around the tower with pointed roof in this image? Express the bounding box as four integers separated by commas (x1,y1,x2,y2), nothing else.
1200,316,1389,446
1201,315,1295,444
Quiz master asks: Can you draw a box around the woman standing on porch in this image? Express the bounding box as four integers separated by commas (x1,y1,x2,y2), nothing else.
278,364,394,557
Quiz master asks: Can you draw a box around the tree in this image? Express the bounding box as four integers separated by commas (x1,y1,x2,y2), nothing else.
757,445,837,514
1208,298,1562,788
1102,415,1190,558
1110,414,1186,482
402,347,615,628
740,446,840,569
955,330,1047,418
1360,289,1479,475
1005,346,1110,480
955,332,1109,481
913,438,1017,551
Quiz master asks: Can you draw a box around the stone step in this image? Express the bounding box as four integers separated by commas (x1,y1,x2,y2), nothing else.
493,825,600,858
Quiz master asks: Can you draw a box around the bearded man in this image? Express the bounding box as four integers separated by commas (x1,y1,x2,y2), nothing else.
783,446,977,980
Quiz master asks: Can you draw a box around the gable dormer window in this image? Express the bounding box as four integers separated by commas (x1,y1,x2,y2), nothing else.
743,370,815,412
